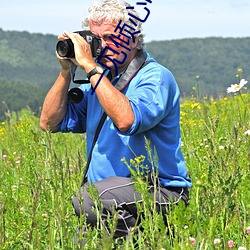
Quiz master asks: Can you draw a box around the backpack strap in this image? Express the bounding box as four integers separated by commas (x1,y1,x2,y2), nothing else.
81,50,150,185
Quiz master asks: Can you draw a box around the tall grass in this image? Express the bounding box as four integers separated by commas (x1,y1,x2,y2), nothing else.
0,93,249,249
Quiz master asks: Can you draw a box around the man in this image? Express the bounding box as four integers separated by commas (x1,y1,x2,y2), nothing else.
40,0,192,242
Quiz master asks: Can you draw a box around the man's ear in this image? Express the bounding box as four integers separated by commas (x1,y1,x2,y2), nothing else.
131,36,139,49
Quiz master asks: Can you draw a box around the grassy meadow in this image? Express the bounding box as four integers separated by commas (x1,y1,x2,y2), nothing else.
0,90,249,249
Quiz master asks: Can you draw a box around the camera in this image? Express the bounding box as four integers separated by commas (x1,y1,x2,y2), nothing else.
56,30,102,58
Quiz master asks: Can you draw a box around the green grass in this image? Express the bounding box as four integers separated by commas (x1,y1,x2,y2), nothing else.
0,93,249,249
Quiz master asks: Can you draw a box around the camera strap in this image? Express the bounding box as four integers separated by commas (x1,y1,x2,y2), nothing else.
81,50,150,186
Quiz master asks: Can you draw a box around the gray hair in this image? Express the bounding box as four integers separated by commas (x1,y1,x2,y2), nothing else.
82,0,145,49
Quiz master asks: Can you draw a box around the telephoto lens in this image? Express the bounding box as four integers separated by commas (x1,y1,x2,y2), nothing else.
56,39,75,58
56,31,102,59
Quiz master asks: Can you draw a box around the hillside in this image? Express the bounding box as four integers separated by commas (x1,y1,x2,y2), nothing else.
0,29,60,120
146,37,250,97
0,28,250,120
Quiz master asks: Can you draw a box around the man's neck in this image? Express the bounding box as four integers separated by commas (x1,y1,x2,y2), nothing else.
110,49,139,80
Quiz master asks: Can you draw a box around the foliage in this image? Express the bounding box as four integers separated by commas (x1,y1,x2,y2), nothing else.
0,28,60,89
0,29,61,121
0,79,46,121
0,92,249,249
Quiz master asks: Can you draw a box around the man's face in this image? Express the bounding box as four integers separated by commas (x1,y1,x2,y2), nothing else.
89,19,137,73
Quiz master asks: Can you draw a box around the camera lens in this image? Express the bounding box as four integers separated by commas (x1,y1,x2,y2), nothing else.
56,39,74,58
68,88,84,103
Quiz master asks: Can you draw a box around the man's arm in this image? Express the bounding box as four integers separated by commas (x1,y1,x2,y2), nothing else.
89,73,135,132
40,59,71,132
64,31,135,132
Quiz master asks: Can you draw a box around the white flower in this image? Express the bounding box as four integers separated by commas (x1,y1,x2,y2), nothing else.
214,238,221,244
244,130,250,136
20,207,25,214
238,247,246,250
227,79,248,93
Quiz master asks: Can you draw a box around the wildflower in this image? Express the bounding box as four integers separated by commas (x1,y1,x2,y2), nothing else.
130,159,135,165
189,237,196,246
237,67,243,73
219,145,224,150
228,240,235,248
196,180,202,185
246,226,250,235
121,157,126,163
135,157,140,164
20,207,25,214
244,130,250,136
227,79,248,93
42,213,48,221
191,103,201,109
238,247,246,250
214,238,221,244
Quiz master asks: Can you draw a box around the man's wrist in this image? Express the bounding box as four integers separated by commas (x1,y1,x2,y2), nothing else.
87,66,104,80
60,68,71,79
84,63,97,74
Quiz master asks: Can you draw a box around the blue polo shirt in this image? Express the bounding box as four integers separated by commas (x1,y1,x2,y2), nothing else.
57,52,192,188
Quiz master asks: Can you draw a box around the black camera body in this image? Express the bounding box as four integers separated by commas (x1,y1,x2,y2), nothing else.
56,30,102,58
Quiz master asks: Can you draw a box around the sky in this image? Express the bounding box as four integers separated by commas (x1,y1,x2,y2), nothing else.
0,0,250,42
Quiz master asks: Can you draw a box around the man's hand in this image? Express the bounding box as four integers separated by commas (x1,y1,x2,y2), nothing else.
56,33,78,71
62,31,96,73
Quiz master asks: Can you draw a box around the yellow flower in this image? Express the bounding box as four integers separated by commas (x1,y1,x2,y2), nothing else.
130,159,135,165
135,157,141,164
191,103,201,109
237,67,243,73
180,111,187,117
